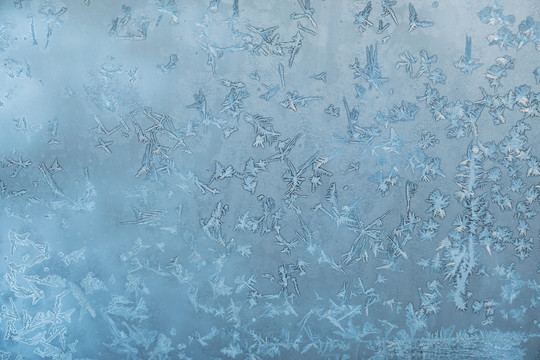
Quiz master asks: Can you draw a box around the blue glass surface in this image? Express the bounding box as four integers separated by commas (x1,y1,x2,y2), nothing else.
0,1,540,358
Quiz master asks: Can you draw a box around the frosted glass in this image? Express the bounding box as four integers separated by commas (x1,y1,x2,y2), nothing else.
1,0,539,358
